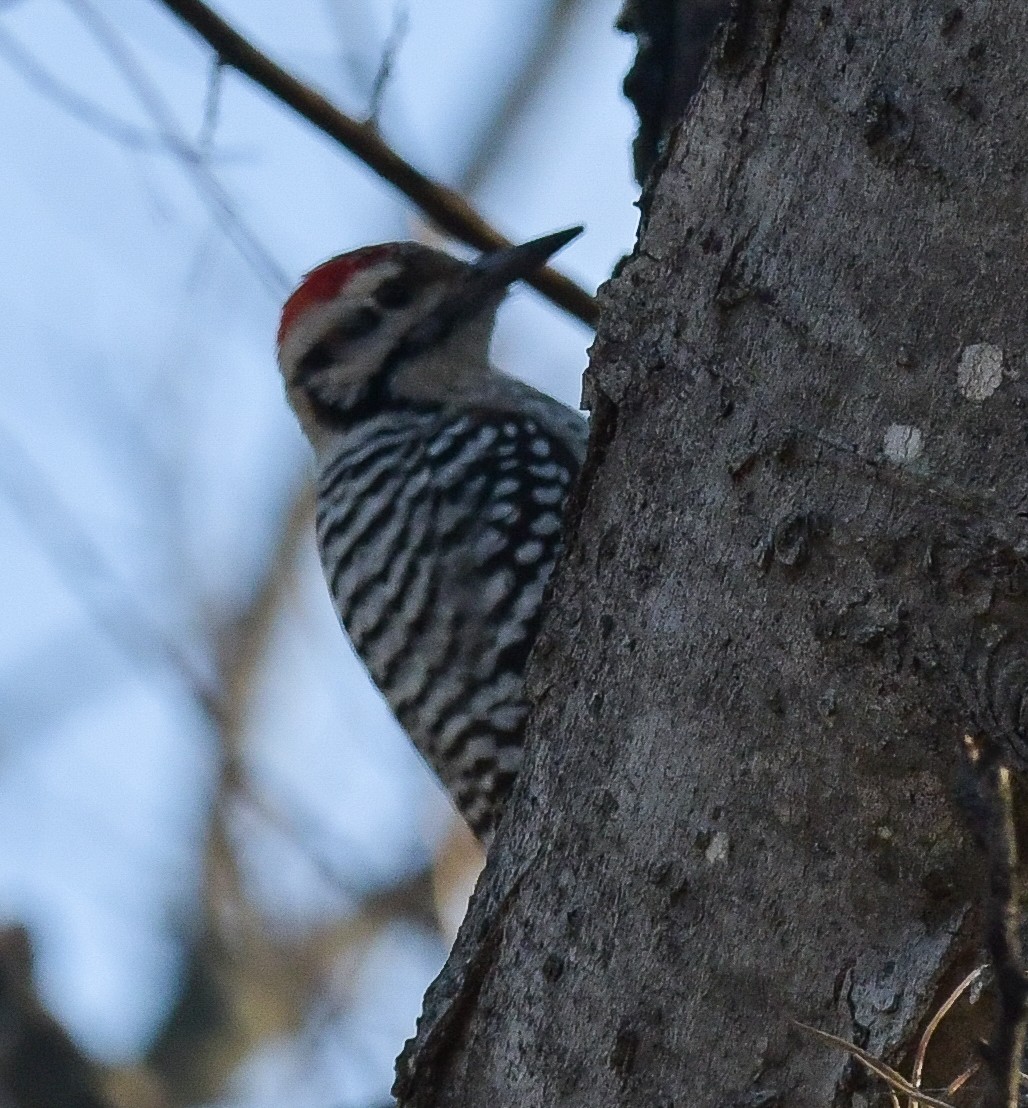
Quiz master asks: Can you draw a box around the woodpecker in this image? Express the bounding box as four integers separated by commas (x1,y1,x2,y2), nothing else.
277,228,588,843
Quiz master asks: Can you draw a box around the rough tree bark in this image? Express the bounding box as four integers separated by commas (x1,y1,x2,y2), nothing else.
396,1,1028,1104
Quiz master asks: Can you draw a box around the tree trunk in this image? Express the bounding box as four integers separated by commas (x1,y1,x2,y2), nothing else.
396,2,1028,1104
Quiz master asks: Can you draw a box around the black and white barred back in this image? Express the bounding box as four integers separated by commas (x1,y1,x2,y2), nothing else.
277,230,587,843
315,399,587,841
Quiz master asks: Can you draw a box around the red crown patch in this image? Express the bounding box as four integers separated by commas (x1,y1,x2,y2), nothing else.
278,246,390,347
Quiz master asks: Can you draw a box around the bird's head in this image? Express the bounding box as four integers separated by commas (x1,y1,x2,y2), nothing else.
276,228,582,446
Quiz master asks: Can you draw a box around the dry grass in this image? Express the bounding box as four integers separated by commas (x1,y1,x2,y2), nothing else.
798,964,1004,1107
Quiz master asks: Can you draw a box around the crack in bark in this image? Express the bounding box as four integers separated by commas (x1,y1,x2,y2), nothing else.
759,0,795,108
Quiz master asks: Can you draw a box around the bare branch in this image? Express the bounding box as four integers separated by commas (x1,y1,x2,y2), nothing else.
155,0,599,327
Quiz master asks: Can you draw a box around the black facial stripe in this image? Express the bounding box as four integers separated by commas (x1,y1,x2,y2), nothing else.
374,276,415,309
294,340,335,384
338,305,382,339
293,308,383,387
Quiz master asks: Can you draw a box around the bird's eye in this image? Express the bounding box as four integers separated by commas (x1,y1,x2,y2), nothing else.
295,340,335,383
374,278,415,309
339,306,382,339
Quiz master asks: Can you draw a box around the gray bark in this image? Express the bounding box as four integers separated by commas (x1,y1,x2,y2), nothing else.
396,1,1028,1104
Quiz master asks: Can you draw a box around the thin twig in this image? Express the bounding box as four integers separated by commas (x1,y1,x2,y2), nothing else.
197,53,224,152
795,1023,957,1108
945,1063,979,1099
0,420,226,726
458,0,587,198
912,965,987,1094
155,0,598,327
367,0,409,126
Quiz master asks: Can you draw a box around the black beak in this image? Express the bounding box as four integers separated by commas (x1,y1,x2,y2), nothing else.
465,226,583,296
401,226,583,355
